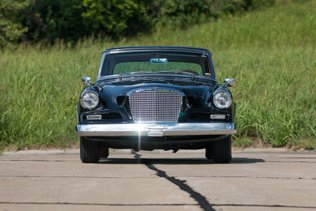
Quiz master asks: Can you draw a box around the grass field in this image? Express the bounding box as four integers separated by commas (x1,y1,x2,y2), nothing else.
0,1,315,150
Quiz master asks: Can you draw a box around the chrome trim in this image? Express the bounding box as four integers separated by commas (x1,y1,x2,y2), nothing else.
76,104,80,124
76,123,236,137
210,114,226,120
127,87,185,99
127,88,184,123
82,76,92,86
86,115,102,120
97,53,106,78
224,78,236,87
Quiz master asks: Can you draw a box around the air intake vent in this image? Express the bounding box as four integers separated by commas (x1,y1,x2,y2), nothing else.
128,88,183,122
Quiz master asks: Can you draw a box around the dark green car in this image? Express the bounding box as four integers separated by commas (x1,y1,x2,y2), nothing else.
76,46,236,163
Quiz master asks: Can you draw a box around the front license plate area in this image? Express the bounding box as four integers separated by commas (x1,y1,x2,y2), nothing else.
147,126,166,137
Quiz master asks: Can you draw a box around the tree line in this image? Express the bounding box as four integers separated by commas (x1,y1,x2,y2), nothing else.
0,0,274,47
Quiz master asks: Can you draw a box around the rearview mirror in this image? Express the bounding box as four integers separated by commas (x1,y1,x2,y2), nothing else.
150,58,168,64
224,78,236,87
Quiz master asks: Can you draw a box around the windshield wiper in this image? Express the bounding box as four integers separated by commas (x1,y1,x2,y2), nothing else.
155,70,198,75
120,71,154,75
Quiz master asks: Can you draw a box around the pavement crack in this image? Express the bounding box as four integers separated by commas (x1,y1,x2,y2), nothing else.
211,203,316,209
2,201,315,209
269,160,316,164
0,159,64,162
181,175,316,180
3,174,313,180
0,202,197,206
0,175,155,179
132,150,215,211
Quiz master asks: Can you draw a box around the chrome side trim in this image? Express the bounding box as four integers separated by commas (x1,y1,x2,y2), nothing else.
76,123,236,137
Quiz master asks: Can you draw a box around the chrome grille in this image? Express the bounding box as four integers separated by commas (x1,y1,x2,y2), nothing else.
129,89,183,122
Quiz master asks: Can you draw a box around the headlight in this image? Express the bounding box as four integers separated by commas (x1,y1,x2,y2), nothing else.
80,92,99,110
213,90,232,109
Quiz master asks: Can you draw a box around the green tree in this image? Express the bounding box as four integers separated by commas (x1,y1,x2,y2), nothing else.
21,0,84,43
81,0,152,39
0,0,29,47
3,0,276,45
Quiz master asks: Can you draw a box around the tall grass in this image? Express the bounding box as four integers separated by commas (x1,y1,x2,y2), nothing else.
0,1,315,149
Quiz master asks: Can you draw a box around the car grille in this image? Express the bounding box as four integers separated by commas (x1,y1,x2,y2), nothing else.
129,89,183,122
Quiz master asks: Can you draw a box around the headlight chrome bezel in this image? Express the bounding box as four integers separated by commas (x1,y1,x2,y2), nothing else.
80,91,99,110
213,90,232,109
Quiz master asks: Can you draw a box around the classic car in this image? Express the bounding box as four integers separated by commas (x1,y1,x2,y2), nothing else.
76,46,236,163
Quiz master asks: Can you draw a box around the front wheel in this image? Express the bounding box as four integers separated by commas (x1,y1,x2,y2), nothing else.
80,137,100,163
100,143,109,159
212,136,232,163
205,143,214,160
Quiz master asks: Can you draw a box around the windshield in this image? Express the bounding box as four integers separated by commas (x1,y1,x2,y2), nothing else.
101,52,208,76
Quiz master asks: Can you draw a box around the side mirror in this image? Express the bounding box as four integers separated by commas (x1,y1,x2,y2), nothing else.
82,76,92,86
223,78,236,87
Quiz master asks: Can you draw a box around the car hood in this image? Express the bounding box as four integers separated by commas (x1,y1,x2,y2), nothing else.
97,73,215,86
96,74,218,107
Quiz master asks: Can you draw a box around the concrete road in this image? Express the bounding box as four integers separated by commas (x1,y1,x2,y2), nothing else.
0,149,315,211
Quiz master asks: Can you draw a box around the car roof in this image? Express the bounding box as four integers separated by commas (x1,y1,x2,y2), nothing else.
103,46,212,55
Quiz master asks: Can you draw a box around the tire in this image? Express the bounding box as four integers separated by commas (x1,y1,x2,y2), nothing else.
100,144,109,159
205,143,214,160
80,137,100,163
213,135,232,163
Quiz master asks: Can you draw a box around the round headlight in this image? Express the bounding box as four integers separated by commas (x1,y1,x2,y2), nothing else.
80,92,99,110
213,91,232,109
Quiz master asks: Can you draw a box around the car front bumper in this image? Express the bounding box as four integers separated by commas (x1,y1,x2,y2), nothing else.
76,123,236,137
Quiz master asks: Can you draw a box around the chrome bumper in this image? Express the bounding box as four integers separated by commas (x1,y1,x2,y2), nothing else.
76,123,236,137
